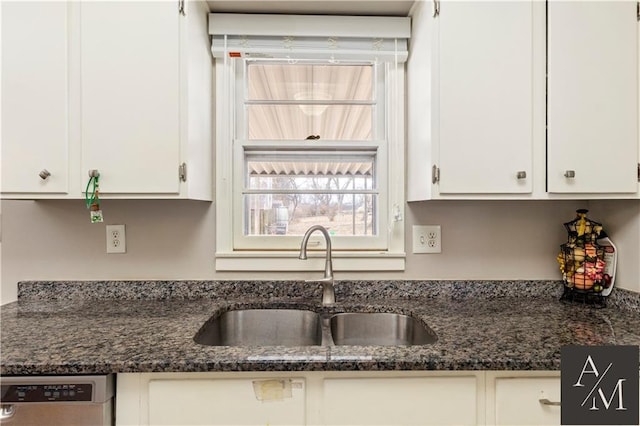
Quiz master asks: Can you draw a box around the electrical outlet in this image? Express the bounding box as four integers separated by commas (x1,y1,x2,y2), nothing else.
106,225,126,254
412,225,441,254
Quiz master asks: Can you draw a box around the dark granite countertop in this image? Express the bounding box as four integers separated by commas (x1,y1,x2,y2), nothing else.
2,280,639,375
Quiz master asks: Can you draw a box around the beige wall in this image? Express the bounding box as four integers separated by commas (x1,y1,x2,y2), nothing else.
4,198,636,304
588,200,640,294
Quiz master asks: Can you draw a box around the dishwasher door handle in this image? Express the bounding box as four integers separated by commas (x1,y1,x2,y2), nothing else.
0,404,16,421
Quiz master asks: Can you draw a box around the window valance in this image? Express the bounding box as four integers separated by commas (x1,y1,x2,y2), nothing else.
209,13,410,62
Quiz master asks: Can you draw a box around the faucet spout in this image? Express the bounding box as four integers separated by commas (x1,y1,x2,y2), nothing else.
299,225,335,305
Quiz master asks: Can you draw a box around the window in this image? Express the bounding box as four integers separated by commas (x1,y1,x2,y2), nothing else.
235,60,386,250
212,14,408,271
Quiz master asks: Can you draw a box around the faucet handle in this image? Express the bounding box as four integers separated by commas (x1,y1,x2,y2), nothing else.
305,277,336,305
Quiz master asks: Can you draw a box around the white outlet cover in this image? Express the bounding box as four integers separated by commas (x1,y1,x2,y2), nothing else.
412,225,441,254
106,224,126,254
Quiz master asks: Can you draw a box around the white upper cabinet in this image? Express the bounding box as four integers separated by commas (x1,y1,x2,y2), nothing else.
81,2,181,194
408,0,545,200
436,1,535,195
1,1,213,200
408,0,639,200
547,1,638,194
1,2,69,194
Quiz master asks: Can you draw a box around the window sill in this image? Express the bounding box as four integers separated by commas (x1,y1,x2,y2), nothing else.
215,251,406,271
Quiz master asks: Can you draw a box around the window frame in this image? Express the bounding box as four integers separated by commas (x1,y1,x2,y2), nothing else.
215,55,406,271
233,59,388,251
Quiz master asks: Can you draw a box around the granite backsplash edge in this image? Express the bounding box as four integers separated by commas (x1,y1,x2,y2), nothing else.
15,280,640,313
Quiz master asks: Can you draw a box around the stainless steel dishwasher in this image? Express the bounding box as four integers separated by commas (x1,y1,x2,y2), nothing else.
0,375,114,425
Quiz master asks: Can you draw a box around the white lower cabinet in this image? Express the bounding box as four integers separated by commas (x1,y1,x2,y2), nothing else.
486,372,561,426
148,378,305,425
116,371,484,426
117,370,640,425
117,372,309,426
322,376,479,425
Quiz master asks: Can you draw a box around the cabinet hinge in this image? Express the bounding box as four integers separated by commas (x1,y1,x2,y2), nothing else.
432,0,440,18
432,165,440,184
179,0,186,16
179,162,187,182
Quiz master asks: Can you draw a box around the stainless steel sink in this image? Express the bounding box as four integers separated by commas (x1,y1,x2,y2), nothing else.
329,312,438,346
194,309,323,346
194,309,437,347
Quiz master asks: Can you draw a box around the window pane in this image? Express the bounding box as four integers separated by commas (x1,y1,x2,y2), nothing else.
246,153,375,184
248,64,373,102
247,162,374,180
248,105,373,140
244,193,376,237
245,151,376,237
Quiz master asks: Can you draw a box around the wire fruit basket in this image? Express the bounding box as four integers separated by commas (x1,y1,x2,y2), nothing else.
557,209,610,306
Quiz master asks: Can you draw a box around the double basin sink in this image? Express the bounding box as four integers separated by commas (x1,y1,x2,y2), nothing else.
194,309,438,347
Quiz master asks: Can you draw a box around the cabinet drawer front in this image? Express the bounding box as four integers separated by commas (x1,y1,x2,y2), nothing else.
149,378,306,426
323,376,478,425
495,377,561,425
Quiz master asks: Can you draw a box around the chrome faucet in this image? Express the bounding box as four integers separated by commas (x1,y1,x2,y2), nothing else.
299,225,335,306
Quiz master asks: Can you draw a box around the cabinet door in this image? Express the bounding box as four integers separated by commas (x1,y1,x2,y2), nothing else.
548,1,638,193
1,2,69,194
148,378,305,425
322,376,478,425
81,2,180,194
437,1,533,194
494,377,561,425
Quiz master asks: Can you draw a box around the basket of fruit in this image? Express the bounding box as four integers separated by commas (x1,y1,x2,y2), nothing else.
556,209,611,304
